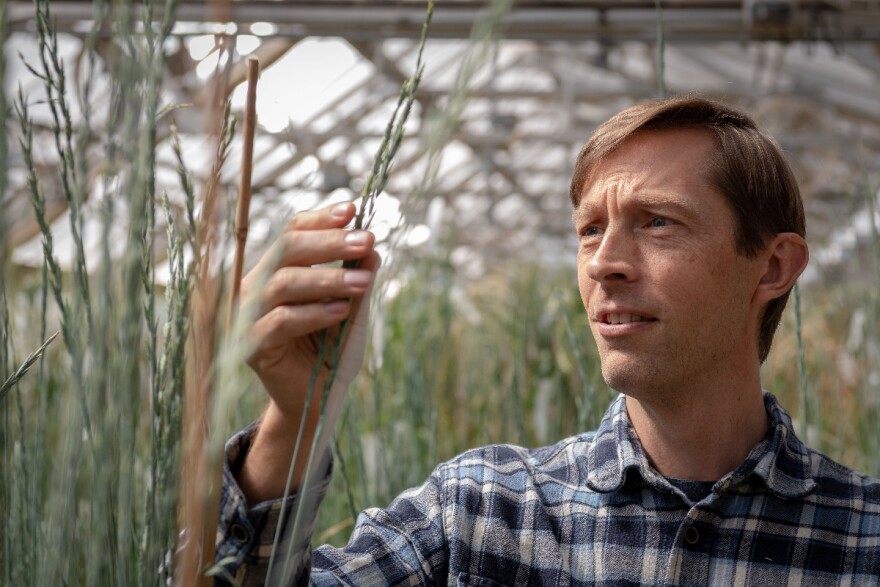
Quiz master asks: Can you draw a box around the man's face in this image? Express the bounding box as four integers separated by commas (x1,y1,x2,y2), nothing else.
574,128,765,400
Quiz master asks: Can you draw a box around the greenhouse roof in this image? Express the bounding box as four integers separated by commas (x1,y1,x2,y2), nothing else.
5,1,880,283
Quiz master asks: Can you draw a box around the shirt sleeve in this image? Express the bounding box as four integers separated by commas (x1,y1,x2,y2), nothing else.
215,424,450,586
214,423,332,586
308,467,449,585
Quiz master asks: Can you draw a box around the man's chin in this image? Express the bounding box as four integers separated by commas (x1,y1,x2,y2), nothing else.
599,354,664,397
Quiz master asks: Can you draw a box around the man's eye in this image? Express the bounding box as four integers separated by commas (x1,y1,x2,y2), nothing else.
582,226,601,237
649,217,669,228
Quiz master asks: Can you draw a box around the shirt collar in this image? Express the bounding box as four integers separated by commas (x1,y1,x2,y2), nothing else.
735,392,818,499
584,392,817,499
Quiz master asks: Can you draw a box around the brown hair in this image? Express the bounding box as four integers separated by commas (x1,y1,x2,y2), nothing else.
570,96,806,363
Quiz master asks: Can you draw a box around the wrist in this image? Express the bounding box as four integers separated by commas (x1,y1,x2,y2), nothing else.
262,400,312,436
236,402,318,504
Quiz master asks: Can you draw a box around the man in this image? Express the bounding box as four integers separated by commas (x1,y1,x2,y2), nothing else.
216,97,880,585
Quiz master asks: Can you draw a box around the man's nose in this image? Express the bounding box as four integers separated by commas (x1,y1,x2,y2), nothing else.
585,227,635,283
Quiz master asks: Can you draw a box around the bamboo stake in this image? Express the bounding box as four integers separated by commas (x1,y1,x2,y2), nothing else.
198,56,260,585
226,56,260,331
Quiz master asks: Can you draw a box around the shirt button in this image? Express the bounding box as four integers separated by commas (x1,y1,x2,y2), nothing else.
230,522,249,543
684,525,700,545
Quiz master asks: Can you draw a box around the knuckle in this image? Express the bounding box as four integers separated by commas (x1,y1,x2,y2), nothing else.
320,270,339,290
280,230,301,254
263,306,289,336
263,275,286,303
261,303,332,339
286,209,313,230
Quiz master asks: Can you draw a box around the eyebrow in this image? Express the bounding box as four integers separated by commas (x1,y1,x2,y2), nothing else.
573,192,700,225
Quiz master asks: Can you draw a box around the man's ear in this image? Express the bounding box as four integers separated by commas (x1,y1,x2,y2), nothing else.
754,233,809,304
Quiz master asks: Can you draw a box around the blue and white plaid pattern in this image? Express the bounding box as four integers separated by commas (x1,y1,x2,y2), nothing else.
217,393,880,586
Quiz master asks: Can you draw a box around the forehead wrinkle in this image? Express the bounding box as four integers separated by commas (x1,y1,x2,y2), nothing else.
573,129,720,226
575,169,652,221
591,153,717,208
575,127,716,202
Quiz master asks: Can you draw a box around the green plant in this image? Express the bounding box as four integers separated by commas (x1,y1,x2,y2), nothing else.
3,0,194,583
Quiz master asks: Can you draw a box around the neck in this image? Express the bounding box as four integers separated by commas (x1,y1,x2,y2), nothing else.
625,370,768,482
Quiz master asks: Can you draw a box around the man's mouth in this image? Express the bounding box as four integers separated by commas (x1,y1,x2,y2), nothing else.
602,312,656,324
605,313,646,324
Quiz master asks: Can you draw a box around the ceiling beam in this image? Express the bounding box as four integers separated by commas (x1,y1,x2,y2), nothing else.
9,1,880,42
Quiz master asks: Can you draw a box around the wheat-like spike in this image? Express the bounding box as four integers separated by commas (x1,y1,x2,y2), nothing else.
0,332,59,402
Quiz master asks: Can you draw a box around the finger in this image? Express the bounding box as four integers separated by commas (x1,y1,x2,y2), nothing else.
261,266,374,310
276,228,375,267
249,300,351,355
287,202,356,231
240,229,373,313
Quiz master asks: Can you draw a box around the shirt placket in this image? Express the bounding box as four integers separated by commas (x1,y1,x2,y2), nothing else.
663,504,717,586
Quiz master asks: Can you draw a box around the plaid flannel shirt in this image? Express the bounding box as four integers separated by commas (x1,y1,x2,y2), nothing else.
216,393,880,586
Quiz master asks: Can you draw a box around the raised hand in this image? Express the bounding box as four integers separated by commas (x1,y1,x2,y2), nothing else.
236,201,380,503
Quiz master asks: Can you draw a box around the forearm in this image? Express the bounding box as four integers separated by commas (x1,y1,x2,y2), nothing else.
236,401,318,504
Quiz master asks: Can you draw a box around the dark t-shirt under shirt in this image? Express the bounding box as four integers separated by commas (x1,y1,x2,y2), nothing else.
666,477,716,503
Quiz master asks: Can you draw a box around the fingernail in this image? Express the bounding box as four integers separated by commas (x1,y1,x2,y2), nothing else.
325,300,349,314
343,270,372,287
331,203,350,218
344,230,369,246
